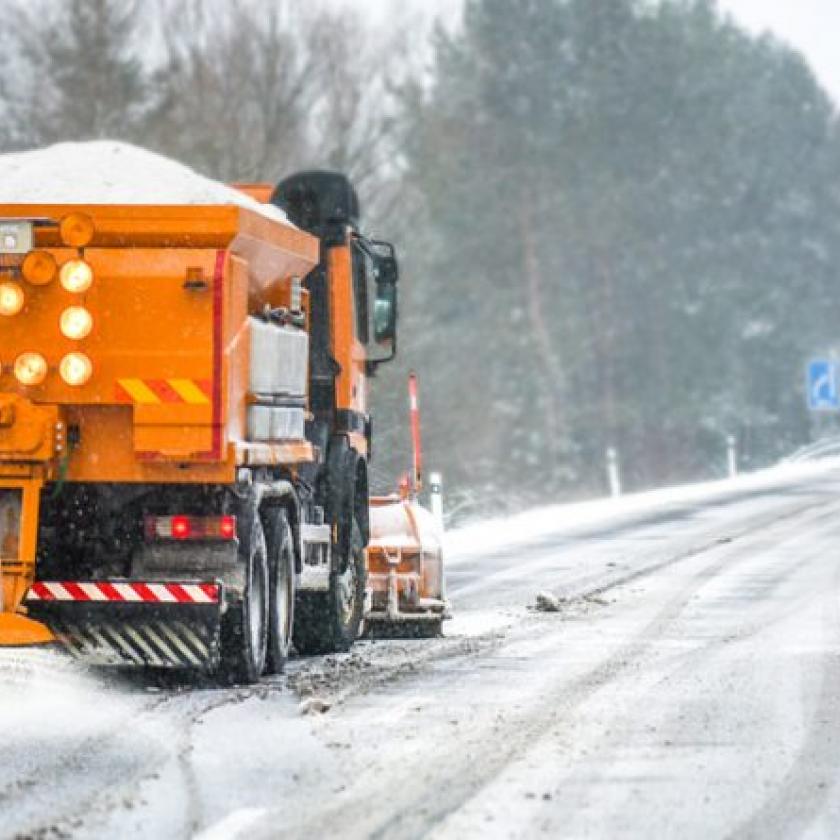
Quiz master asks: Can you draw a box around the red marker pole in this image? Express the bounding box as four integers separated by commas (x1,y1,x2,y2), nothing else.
408,372,423,496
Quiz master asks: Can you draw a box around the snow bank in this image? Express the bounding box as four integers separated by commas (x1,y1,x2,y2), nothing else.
0,141,290,224
444,458,840,564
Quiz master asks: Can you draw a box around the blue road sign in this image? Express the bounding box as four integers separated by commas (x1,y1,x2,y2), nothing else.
807,360,839,411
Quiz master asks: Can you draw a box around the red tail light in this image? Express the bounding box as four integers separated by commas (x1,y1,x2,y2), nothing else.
219,516,236,540
171,515,191,540
144,515,236,542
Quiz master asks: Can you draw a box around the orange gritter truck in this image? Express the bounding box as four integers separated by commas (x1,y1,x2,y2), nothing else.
0,170,399,682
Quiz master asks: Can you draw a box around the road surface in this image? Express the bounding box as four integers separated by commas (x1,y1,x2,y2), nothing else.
3,466,840,839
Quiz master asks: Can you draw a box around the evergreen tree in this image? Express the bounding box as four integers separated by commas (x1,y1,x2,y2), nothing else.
401,0,840,511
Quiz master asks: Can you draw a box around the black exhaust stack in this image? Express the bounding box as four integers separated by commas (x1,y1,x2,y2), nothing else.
272,171,360,245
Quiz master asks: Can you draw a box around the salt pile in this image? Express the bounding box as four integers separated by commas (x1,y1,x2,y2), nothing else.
0,140,290,224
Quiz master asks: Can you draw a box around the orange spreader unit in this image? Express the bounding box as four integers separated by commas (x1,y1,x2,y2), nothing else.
364,374,449,637
0,203,318,643
365,496,448,636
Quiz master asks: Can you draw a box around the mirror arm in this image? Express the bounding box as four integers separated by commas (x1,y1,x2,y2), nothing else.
365,340,397,377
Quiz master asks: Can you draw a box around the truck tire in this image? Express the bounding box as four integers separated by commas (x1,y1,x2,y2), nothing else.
220,512,268,684
294,517,366,655
265,509,295,675
333,516,367,649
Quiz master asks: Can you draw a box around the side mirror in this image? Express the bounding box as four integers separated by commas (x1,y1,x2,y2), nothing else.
374,283,397,344
365,241,399,373
371,240,399,286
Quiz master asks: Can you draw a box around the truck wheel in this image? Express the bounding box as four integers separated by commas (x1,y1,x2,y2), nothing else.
294,518,366,655
220,513,268,684
332,517,367,650
265,510,295,675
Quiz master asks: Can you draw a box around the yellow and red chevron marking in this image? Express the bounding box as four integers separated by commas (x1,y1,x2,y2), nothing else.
115,378,212,405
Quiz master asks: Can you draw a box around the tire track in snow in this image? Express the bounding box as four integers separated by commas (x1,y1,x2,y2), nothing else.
263,498,840,840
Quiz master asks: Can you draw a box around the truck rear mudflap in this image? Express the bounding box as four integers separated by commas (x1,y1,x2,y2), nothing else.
23,581,222,670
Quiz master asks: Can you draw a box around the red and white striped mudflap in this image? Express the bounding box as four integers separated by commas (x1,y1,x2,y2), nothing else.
25,581,220,605
23,581,222,670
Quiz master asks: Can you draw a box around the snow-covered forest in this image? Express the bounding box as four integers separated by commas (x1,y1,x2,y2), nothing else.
3,0,839,517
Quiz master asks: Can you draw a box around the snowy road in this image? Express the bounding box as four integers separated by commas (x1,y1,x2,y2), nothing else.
4,465,840,839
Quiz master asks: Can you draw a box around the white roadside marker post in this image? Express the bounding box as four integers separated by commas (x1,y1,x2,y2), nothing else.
727,435,738,478
429,471,444,531
606,447,622,498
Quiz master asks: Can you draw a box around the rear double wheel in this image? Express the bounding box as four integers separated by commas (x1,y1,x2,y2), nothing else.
265,509,295,674
294,517,366,655
220,510,268,684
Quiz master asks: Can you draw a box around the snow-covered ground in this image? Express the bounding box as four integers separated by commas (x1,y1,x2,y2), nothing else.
0,141,290,224
4,462,840,838
445,457,840,562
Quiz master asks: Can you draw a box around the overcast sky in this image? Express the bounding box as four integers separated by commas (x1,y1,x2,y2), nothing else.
718,0,839,102
333,0,840,104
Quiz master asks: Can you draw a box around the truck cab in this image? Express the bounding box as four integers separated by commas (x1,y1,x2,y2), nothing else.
273,172,397,455
271,171,399,653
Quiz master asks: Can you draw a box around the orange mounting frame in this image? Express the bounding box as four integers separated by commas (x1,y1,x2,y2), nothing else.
0,475,54,644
